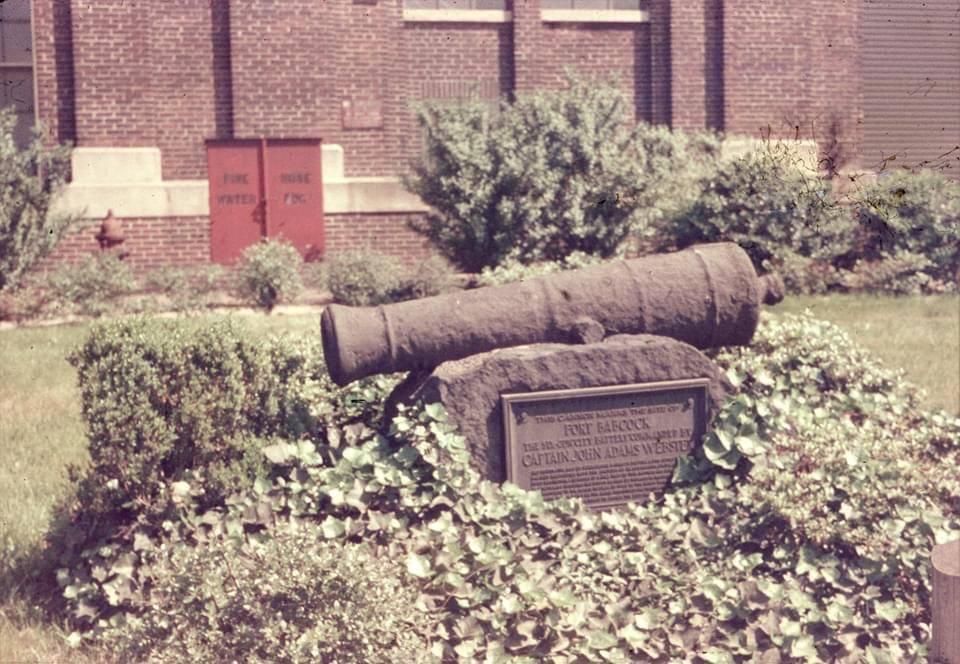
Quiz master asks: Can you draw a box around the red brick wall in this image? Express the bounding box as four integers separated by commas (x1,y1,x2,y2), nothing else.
68,1,154,146
58,1,217,179
324,213,432,263
669,0,707,129
398,23,513,161
723,1,861,168
37,213,431,273
32,0,76,145
39,216,210,273
29,0,866,270
147,2,219,179
514,1,657,121
230,0,412,178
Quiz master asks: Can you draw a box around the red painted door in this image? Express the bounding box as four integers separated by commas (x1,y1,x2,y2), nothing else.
207,140,264,264
206,138,325,264
265,139,325,261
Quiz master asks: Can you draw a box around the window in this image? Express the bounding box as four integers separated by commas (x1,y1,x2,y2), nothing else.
404,0,506,8
541,0,641,8
540,0,648,23
0,0,34,148
402,0,510,22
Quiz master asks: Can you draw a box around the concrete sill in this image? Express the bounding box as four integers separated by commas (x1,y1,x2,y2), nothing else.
402,8,512,22
540,9,649,23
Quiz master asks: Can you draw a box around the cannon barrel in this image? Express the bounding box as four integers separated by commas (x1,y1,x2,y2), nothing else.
321,242,781,386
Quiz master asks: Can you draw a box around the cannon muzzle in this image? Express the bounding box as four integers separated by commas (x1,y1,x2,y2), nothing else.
321,243,781,386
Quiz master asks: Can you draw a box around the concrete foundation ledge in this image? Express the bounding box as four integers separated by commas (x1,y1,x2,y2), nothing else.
52,177,429,219
52,181,210,219
323,177,429,214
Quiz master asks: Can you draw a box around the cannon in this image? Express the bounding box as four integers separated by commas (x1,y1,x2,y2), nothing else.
321,242,783,386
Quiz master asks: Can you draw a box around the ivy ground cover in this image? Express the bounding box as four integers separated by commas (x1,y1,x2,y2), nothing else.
0,297,958,662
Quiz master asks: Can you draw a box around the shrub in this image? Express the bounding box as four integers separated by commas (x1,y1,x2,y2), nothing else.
0,107,78,291
65,318,328,528
399,254,458,299
60,313,960,661
103,523,431,663
47,253,137,317
476,251,603,287
0,275,54,321
405,76,720,271
854,169,960,285
234,239,303,311
324,249,407,306
56,317,401,627
775,253,847,295
144,264,224,312
666,148,855,272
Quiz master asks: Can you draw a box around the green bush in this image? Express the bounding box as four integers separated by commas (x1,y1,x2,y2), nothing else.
65,318,327,526
234,239,303,311
56,317,400,627
398,254,458,300
854,169,960,286
843,251,945,295
102,523,430,664
47,253,137,317
666,148,855,272
775,253,847,295
405,76,719,271
325,251,458,305
324,249,407,306
59,313,960,661
144,264,224,312
0,107,78,291
476,251,603,287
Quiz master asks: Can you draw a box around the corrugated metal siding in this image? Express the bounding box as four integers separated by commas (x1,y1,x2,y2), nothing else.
861,0,960,175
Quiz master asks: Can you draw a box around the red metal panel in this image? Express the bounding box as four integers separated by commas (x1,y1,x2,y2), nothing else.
265,139,325,260
206,140,264,264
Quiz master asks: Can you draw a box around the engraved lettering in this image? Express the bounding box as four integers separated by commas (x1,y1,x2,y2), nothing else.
503,380,710,508
280,172,310,184
562,422,592,437
216,193,257,206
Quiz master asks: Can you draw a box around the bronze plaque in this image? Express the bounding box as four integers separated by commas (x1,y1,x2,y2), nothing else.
341,98,384,130
502,379,710,509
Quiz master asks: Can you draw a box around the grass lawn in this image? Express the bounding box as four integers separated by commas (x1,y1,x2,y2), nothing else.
772,294,959,415
0,296,956,660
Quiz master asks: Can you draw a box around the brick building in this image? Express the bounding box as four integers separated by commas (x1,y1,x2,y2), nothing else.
2,0,957,270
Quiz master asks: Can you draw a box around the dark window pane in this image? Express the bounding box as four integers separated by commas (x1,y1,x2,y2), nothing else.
571,0,609,9
610,0,642,9
14,111,33,149
540,0,573,8
2,21,33,62
474,0,507,9
0,0,31,21
2,70,32,110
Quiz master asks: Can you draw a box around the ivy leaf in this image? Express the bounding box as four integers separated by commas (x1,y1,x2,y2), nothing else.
789,634,817,658
406,553,432,578
424,403,446,422
320,516,345,539
875,602,902,622
262,442,297,464
735,435,764,456
689,518,721,548
586,630,618,651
